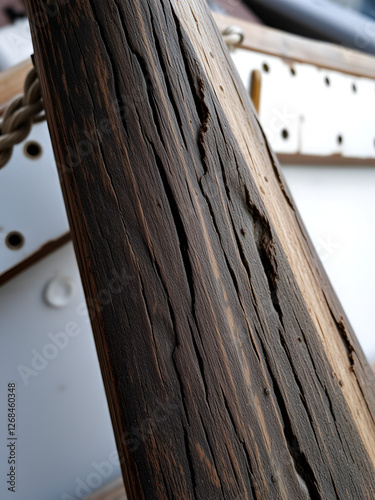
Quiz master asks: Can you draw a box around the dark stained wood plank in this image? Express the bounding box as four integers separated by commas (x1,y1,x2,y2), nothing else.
25,1,375,499
278,153,375,166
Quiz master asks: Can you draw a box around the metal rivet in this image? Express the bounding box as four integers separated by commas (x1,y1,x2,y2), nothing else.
222,25,245,44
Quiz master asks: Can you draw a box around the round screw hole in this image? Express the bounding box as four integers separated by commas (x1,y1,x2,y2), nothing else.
23,141,42,159
6,231,25,250
325,76,330,86
281,129,289,140
262,62,270,73
337,134,343,145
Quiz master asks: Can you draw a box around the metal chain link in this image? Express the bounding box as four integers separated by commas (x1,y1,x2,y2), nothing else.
221,25,245,49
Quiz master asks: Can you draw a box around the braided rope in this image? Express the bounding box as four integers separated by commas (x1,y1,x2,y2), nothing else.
0,65,45,169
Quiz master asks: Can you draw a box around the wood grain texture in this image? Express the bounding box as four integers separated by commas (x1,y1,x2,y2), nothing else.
184,2,375,469
25,1,375,499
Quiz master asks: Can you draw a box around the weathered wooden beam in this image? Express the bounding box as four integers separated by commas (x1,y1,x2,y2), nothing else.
25,1,375,498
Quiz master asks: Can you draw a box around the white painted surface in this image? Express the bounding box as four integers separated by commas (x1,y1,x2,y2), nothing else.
231,48,375,158
0,243,121,500
0,122,70,278
0,19,32,71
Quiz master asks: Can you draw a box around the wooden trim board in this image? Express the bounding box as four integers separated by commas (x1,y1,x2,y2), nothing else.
213,12,375,79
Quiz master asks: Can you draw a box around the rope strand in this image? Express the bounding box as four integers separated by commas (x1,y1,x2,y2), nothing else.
0,63,45,169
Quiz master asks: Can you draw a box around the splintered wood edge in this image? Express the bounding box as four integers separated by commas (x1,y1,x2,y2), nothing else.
189,2,375,466
213,12,375,79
